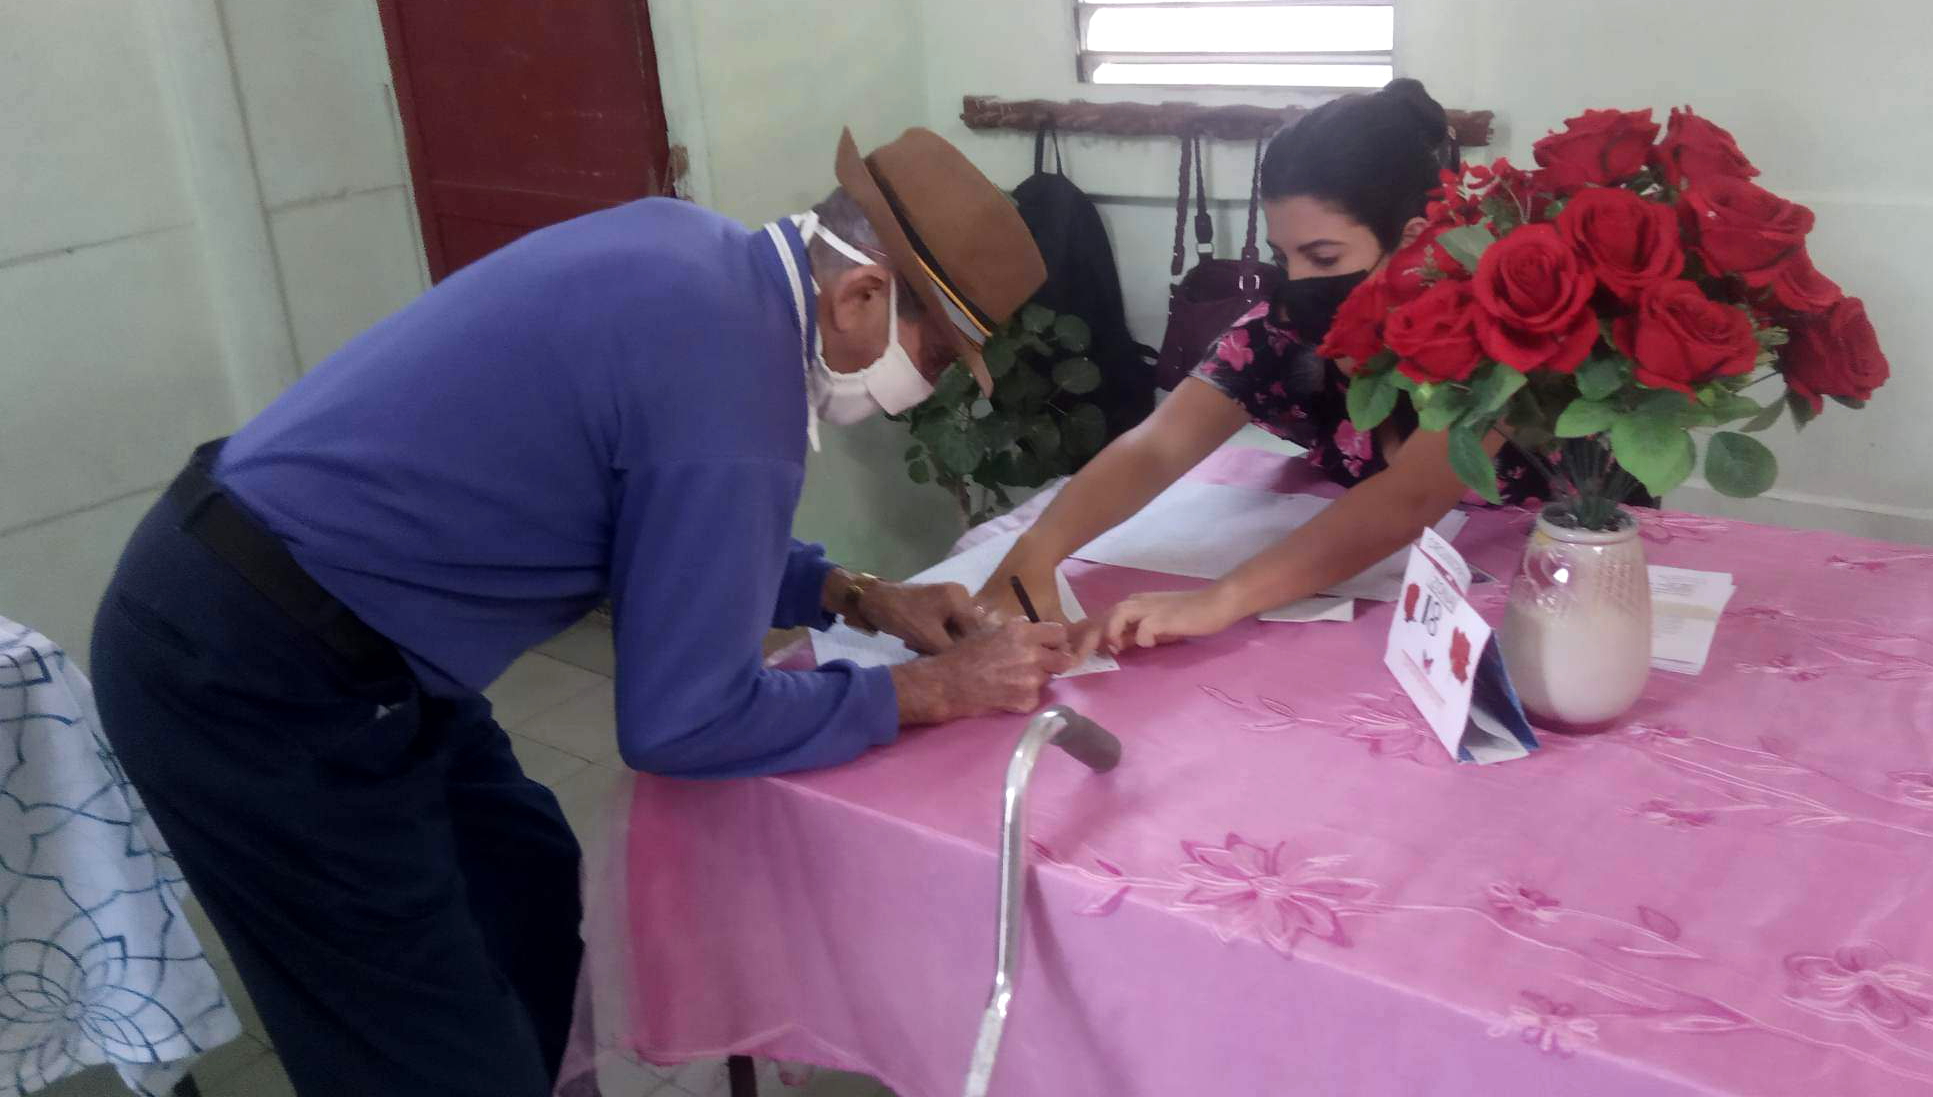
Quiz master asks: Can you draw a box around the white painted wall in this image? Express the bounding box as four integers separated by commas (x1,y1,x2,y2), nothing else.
0,0,426,658
649,0,967,579
919,0,1932,544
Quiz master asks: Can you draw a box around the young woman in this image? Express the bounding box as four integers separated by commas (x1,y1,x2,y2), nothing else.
984,79,1543,651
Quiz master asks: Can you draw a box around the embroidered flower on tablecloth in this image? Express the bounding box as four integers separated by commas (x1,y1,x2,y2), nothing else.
1175,834,1374,957
1487,883,1562,925
1634,799,1717,828
1785,945,1933,1031
1489,992,1601,1056
1215,327,1256,371
1888,772,1933,809
1736,654,1828,682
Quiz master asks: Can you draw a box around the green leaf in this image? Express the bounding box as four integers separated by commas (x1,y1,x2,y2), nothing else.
1788,390,1818,432
976,414,1018,452
995,365,1050,410
904,444,924,462
930,365,976,406
908,459,931,484
1051,356,1103,395
1448,425,1503,504
932,427,981,477
1742,397,1785,433
1346,372,1399,431
1009,450,1048,488
1704,431,1778,498
1437,225,1495,272
983,338,1018,380
1417,386,1475,433
1610,415,1696,498
1021,304,1054,334
1051,315,1092,354
1387,370,1419,393
1830,394,1868,410
1066,403,1108,458
1361,349,1399,375
1471,363,1527,416
1575,356,1627,402
1707,394,1764,424
1025,414,1061,455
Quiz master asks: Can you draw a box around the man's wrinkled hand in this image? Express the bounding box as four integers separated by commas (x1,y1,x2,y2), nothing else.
890,619,1078,725
856,580,990,655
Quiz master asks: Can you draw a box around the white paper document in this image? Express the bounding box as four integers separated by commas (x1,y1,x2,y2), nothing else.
1066,480,1468,614
809,531,1120,677
1648,565,1736,676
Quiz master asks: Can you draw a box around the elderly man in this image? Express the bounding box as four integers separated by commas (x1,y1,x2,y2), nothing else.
89,128,1068,1097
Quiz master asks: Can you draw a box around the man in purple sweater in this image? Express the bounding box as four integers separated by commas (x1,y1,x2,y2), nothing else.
89,128,1067,1096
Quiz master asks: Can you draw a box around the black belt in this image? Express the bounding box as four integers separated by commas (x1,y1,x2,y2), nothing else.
168,439,397,671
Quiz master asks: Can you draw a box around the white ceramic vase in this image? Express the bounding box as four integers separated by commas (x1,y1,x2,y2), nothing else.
1499,505,1652,730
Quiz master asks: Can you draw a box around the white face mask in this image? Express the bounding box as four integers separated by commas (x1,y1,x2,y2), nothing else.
792,215,935,427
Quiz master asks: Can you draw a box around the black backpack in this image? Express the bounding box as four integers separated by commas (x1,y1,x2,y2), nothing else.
1012,128,1157,441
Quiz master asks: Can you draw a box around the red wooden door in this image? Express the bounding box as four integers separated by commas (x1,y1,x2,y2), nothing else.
377,1,674,281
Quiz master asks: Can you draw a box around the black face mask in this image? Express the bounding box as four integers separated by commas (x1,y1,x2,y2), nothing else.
1276,268,1373,345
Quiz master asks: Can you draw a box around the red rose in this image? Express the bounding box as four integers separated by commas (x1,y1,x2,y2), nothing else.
1771,254,1844,312
1781,297,1890,413
1387,280,1486,384
1679,176,1832,303
1532,108,1660,191
1317,273,1396,366
1472,223,1599,374
1384,226,1461,301
1612,280,1758,394
1555,187,1684,303
1650,107,1758,188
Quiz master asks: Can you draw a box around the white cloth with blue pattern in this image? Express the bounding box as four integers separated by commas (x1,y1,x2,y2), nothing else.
0,619,239,1095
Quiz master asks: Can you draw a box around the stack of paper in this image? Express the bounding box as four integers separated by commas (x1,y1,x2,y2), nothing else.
809,530,1120,678
1648,565,1736,675
1066,480,1467,622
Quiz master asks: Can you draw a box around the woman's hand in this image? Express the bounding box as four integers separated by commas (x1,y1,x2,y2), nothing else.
976,561,1068,625
1099,586,1243,652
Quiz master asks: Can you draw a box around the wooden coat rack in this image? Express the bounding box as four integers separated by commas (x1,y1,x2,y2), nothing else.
960,95,1493,147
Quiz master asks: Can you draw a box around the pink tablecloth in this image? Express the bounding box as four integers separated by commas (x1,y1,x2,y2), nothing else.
577,447,1933,1097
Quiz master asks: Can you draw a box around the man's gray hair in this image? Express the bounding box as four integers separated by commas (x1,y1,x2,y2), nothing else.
807,188,924,318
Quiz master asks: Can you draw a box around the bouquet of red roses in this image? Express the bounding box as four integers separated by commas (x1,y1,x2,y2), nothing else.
1322,106,1890,529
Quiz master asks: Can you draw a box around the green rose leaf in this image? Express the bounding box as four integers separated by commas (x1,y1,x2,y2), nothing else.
1052,356,1103,395
1360,348,1400,375
1346,371,1399,431
1704,430,1779,499
983,338,1018,380
1021,304,1054,334
1437,225,1495,272
1052,315,1092,354
1787,390,1818,432
1830,394,1868,410
1066,403,1108,457
1471,362,1528,416
1707,394,1764,424
1610,415,1696,498
1742,397,1786,433
908,459,931,484
1575,355,1627,402
1448,424,1502,504
1418,385,1475,433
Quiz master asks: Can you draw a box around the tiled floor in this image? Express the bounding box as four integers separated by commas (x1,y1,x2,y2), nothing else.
38,618,892,1097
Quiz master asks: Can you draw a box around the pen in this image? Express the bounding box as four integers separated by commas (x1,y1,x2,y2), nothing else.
1009,576,1041,624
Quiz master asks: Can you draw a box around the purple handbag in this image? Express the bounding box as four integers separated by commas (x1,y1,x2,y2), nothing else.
1154,133,1283,390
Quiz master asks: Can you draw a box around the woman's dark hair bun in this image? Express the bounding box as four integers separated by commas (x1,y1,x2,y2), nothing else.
1379,78,1449,147
1259,77,1450,250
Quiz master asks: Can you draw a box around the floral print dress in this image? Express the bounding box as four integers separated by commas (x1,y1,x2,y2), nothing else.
1190,301,1546,505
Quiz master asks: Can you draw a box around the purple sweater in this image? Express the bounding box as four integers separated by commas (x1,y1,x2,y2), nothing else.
217,200,897,776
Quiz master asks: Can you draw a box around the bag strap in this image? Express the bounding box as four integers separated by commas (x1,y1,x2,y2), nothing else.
1242,135,1265,261
1192,133,1214,256
1170,133,1193,277
1033,124,1065,176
